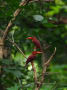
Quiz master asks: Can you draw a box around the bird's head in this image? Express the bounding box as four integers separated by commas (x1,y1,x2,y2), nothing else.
26,37,33,40
32,51,42,55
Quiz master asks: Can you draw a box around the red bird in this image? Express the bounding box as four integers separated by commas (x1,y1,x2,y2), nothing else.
25,51,42,66
26,37,42,51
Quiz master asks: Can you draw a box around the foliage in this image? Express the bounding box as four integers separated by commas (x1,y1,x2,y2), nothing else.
0,0,67,89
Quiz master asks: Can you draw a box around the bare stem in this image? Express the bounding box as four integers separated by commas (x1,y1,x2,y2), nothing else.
2,0,30,41
44,47,56,66
8,38,27,59
2,0,54,41
37,47,56,89
31,61,39,90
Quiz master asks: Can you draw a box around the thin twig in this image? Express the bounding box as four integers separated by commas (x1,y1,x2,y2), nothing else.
37,66,47,89
44,47,56,66
2,0,54,41
2,0,30,41
8,38,27,59
37,47,56,89
31,61,38,84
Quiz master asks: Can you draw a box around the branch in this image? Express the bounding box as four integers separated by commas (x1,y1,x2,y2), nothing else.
2,0,30,41
37,66,47,89
44,47,56,66
37,47,56,89
31,59,40,90
31,61,38,85
8,38,27,59
2,0,54,41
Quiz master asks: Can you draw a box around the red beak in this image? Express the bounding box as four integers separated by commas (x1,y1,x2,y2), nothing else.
32,51,42,55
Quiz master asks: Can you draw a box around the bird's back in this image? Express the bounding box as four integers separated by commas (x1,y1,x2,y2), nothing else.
32,37,41,49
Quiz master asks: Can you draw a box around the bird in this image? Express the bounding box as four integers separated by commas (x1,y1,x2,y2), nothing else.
25,51,42,66
26,37,42,51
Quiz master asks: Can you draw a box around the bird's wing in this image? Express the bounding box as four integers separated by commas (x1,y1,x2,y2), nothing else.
26,55,36,65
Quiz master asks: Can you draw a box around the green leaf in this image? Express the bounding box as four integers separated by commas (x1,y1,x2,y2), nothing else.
55,0,65,5
7,84,19,90
46,6,61,16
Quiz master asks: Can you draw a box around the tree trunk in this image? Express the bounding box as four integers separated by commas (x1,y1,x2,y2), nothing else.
0,38,4,71
0,38,5,90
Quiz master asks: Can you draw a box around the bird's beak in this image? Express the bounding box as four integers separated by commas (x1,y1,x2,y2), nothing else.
26,37,32,39
37,51,42,54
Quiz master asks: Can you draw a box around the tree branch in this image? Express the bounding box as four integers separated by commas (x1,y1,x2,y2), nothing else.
2,0,58,42
44,47,56,66
31,61,38,85
37,47,56,89
2,0,30,41
8,38,27,59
